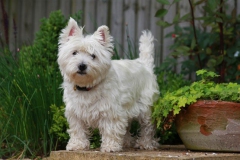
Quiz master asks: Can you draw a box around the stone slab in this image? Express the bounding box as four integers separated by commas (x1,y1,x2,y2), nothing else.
46,145,240,160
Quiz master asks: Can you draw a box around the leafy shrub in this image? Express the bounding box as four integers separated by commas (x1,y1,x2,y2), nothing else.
50,105,69,149
155,0,240,82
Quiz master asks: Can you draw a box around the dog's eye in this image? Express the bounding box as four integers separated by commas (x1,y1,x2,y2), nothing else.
73,51,77,55
91,54,96,59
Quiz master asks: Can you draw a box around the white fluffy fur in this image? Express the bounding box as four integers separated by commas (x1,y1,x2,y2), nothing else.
58,17,160,152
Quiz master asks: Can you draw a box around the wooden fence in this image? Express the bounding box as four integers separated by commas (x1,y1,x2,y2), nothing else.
1,0,240,66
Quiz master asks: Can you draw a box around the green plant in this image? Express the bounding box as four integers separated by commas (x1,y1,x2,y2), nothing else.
156,0,240,82
153,69,240,128
0,48,63,158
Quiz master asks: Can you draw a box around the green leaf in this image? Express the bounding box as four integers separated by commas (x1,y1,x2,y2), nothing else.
173,0,181,2
173,105,181,115
215,55,224,65
173,13,180,23
156,20,171,27
186,95,197,105
190,38,196,50
216,17,223,23
196,69,207,76
194,0,207,6
203,6,214,15
181,13,191,21
156,0,170,5
175,46,190,53
155,9,168,18
207,0,219,11
178,97,187,107
206,47,212,54
171,52,181,56
206,58,217,68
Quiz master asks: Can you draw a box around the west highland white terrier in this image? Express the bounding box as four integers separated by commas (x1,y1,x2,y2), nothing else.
57,18,160,152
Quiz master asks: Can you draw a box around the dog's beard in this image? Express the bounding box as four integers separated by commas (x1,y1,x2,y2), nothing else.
71,73,95,87
69,67,107,88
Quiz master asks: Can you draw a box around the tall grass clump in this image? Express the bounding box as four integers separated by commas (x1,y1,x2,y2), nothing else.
0,49,62,158
0,10,81,158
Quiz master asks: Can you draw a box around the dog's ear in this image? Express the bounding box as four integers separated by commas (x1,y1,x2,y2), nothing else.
93,25,113,47
59,17,83,44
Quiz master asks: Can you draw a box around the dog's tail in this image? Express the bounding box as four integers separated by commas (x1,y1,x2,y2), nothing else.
139,30,155,71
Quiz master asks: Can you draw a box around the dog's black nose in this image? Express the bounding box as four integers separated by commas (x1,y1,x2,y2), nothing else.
78,63,87,71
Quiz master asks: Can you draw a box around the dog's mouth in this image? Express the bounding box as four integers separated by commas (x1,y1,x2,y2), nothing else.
74,85,92,91
77,71,87,75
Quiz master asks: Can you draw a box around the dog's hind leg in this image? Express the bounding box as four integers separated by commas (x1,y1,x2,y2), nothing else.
123,120,136,148
135,104,160,150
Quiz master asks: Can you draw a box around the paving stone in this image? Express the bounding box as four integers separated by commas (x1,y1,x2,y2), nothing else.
46,145,240,160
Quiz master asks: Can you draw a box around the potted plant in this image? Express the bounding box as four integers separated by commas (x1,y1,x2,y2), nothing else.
153,0,240,152
153,69,240,152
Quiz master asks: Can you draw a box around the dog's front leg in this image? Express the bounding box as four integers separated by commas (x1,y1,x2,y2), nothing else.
65,111,90,151
99,116,128,152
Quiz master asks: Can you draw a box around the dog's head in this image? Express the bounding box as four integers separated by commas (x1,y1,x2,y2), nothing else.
58,18,113,88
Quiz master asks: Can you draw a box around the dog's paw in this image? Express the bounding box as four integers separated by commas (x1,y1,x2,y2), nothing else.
123,135,136,148
100,142,122,152
100,146,122,152
134,138,160,150
66,138,90,151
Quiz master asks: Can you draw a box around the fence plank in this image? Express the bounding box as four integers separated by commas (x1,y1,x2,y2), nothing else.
47,0,59,15
8,0,18,52
20,0,34,45
84,0,97,33
59,0,71,17
123,0,137,58
96,0,109,27
136,0,150,39
226,0,235,15
110,0,124,57
237,0,240,15
175,0,191,73
33,0,47,37
162,0,176,62
1,0,11,47
71,0,84,25
149,0,162,66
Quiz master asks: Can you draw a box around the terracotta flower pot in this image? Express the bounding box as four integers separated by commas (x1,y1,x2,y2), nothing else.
176,100,240,152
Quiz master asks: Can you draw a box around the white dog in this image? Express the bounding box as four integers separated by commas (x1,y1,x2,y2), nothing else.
58,18,160,152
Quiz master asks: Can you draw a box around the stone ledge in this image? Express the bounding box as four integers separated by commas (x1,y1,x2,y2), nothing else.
46,145,240,160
